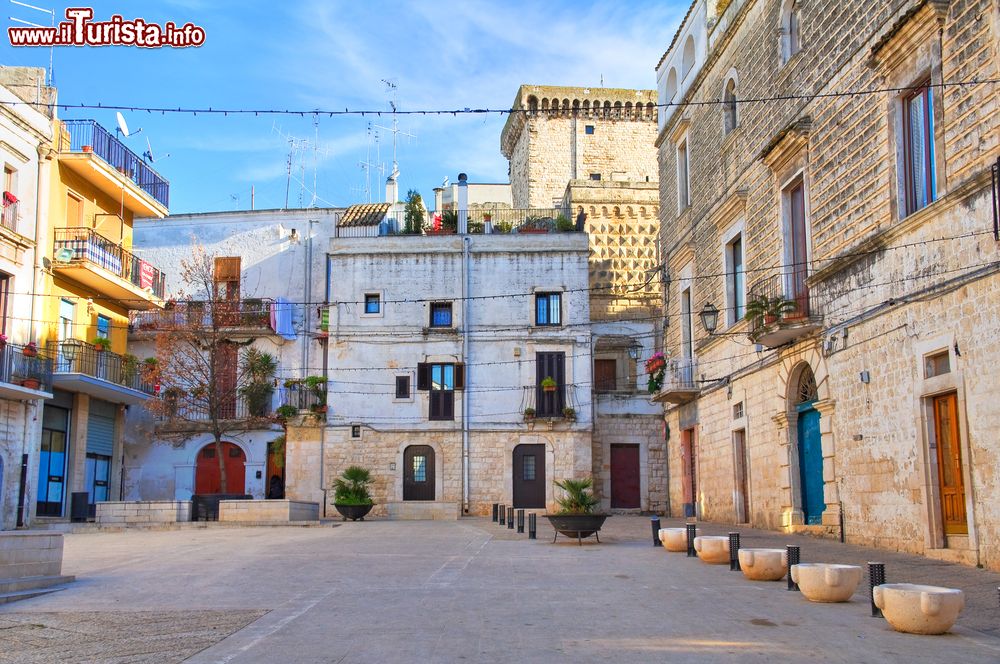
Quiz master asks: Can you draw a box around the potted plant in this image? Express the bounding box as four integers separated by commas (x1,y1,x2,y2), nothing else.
744,296,797,326
141,357,159,380
645,352,667,394
545,478,609,545
275,404,299,421
555,214,575,232
120,353,139,384
92,336,111,352
562,407,576,420
523,407,536,421
81,145,93,153
22,341,37,358
541,376,557,393
20,377,41,390
332,465,375,521
517,216,552,234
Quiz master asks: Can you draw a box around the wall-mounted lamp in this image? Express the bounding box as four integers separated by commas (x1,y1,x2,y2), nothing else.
699,302,720,334
627,342,642,360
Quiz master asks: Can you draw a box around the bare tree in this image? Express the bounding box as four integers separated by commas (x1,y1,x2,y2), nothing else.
145,245,276,493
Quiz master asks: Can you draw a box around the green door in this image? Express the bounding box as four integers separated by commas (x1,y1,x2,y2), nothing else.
797,403,825,525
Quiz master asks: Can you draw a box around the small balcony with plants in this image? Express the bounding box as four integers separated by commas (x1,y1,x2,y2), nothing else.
648,354,700,405
130,298,277,338
0,338,53,400
521,381,580,427
744,271,823,349
335,206,585,238
277,376,328,420
48,338,155,405
52,227,167,310
1,190,20,235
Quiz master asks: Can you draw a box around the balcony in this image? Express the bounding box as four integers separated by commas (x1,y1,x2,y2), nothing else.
131,298,277,337
521,384,581,422
56,119,169,217
746,271,823,349
53,227,166,310
2,192,19,234
651,358,700,405
0,342,53,400
335,206,584,238
49,340,155,405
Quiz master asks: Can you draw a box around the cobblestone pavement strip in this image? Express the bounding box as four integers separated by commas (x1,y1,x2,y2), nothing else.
1,517,999,663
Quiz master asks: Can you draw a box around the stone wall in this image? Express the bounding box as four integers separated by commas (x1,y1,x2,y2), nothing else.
218,499,319,523
0,399,42,530
96,501,192,525
0,532,63,579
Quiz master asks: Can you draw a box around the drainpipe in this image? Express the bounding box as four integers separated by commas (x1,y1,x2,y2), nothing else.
462,235,471,514
30,143,53,344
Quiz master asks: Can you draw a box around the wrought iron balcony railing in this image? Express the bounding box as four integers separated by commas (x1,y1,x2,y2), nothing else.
521,383,580,420
58,119,169,208
1,193,18,233
132,298,275,333
745,270,822,347
53,227,167,299
336,208,584,237
0,342,53,392
49,339,156,395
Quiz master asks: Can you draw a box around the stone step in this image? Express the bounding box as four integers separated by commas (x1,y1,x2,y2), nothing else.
0,585,68,605
384,502,461,520
0,575,75,594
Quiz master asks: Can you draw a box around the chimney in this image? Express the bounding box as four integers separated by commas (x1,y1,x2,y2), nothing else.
457,173,468,234
433,186,444,212
385,174,398,204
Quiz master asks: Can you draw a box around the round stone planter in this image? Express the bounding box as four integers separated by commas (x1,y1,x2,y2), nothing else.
738,548,787,581
872,583,965,635
334,503,374,521
658,527,698,552
791,563,863,602
693,535,730,564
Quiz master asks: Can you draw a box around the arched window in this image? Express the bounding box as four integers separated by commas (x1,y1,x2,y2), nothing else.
665,68,678,103
795,365,818,404
723,78,738,134
781,0,802,63
527,95,538,115
681,35,696,79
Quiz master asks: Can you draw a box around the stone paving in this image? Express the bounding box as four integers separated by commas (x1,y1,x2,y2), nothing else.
0,517,998,663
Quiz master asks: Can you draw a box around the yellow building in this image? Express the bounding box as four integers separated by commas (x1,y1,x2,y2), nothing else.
34,117,168,521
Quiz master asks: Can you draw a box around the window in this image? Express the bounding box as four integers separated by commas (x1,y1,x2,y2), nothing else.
902,82,936,216
59,299,75,342
66,193,83,227
733,401,745,420
726,234,745,325
97,314,111,339
2,167,16,232
0,272,9,337
430,302,452,328
785,178,810,313
680,287,693,360
364,293,380,314
417,362,464,421
589,173,601,181
585,125,595,135
523,454,536,481
723,78,738,134
395,375,411,399
413,455,427,482
351,425,362,438
535,292,562,326
677,136,690,210
681,35,696,79
788,0,801,57
536,352,566,418
594,359,617,392
924,351,950,378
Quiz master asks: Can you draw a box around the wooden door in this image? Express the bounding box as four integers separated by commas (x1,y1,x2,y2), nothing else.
610,444,640,509
733,429,750,523
403,445,435,501
788,181,810,316
535,352,565,417
594,359,617,392
512,444,545,508
681,428,696,517
195,442,246,494
796,405,825,525
933,393,967,534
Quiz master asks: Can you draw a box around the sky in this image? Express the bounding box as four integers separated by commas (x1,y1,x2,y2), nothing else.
1,1,684,213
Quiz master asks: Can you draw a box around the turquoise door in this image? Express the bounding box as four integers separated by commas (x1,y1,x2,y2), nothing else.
796,403,825,525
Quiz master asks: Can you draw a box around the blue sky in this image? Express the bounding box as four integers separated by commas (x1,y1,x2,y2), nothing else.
2,1,684,213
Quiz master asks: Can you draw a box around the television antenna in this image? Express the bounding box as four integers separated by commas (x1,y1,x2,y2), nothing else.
374,79,415,190
8,1,55,85
142,137,170,163
272,121,331,209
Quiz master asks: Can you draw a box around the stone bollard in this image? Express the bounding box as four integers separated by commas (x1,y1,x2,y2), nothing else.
517,510,525,534
528,513,537,540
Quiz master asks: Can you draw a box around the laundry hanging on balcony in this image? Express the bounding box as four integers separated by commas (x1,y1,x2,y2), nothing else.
271,297,296,341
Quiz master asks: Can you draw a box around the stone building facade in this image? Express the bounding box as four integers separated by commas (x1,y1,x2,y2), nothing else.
323,231,592,517
502,85,666,512
654,0,1000,568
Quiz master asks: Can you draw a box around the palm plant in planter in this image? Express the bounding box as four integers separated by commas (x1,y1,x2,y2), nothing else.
545,477,609,545
744,296,797,328
332,465,375,521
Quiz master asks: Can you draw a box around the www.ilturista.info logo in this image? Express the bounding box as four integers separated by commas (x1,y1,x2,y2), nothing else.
8,7,205,48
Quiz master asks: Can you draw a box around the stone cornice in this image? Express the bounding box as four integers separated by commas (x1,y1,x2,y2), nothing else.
868,2,950,71
760,117,812,171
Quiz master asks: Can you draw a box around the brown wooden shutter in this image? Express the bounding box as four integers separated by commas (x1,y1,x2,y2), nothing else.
416,363,430,390
214,257,241,282
453,363,464,390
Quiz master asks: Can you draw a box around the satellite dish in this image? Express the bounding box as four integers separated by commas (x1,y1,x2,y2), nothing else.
55,247,75,263
143,137,170,163
116,112,142,138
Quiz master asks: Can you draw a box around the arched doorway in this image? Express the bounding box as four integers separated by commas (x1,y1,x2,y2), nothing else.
512,444,545,508
195,442,246,494
403,445,435,501
794,366,824,524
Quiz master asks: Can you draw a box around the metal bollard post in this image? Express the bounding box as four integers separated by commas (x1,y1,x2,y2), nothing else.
491,503,498,523
528,513,537,540
651,517,661,547
728,533,741,571
868,562,886,617
686,523,697,557
508,508,514,529
787,545,800,591
517,509,525,533
498,504,506,526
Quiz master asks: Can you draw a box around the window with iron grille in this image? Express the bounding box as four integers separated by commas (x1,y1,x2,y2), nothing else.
535,292,562,326
395,375,410,399
430,302,452,328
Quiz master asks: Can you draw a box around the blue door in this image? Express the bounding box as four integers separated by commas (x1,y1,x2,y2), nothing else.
796,403,825,525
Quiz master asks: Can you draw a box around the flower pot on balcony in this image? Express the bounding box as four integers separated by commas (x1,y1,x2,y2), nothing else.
22,344,37,358
20,378,41,390
82,145,93,153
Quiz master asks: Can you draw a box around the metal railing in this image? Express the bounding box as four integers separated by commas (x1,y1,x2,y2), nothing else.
281,383,326,411
746,270,818,336
53,227,167,299
0,342,53,392
1,195,18,233
521,383,580,419
661,357,698,392
49,339,156,395
58,119,169,208
160,392,265,422
336,208,583,237
132,298,274,332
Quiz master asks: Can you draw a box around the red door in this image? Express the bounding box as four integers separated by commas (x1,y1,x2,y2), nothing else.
610,444,640,509
195,442,246,494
